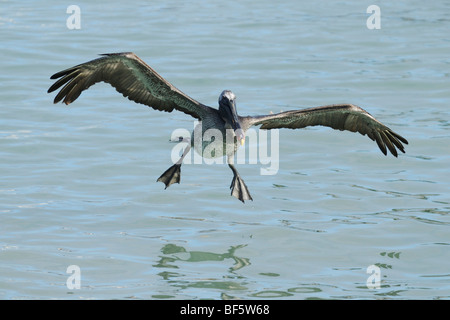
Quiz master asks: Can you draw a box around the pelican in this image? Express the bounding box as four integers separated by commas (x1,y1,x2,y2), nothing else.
48,52,408,203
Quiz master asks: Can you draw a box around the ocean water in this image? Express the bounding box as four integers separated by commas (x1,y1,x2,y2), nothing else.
0,0,449,300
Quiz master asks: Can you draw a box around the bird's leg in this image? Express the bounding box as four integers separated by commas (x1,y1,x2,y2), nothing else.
228,157,253,203
157,138,191,189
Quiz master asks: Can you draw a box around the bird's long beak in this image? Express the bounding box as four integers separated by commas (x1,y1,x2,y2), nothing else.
229,100,245,146
237,129,245,146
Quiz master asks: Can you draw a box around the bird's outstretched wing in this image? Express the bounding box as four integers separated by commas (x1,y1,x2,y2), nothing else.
48,52,213,120
241,104,408,157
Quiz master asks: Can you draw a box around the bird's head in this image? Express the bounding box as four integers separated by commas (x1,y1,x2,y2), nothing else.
218,90,245,146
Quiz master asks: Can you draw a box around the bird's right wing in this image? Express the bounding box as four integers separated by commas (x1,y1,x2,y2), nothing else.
241,104,408,157
48,52,213,120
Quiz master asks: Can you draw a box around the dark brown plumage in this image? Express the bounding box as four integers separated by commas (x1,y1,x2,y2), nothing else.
48,52,211,119
240,104,408,157
48,52,408,202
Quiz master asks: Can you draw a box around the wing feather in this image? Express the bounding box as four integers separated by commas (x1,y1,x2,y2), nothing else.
242,104,408,157
48,52,213,120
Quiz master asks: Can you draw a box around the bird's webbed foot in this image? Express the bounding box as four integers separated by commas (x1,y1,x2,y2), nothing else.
229,165,253,203
157,164,181,189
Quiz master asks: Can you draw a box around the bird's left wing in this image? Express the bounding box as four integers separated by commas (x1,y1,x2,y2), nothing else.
48,52,213,120
241,104,408,157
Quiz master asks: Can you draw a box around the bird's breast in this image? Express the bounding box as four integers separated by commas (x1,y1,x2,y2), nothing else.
191,117,240,159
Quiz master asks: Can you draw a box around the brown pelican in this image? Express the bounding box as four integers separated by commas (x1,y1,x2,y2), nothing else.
48,52,408,203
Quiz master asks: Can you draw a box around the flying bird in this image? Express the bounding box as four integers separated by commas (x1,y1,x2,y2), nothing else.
48,52,408,203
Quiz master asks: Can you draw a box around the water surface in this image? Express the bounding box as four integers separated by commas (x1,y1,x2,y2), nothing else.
1,0,449,299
